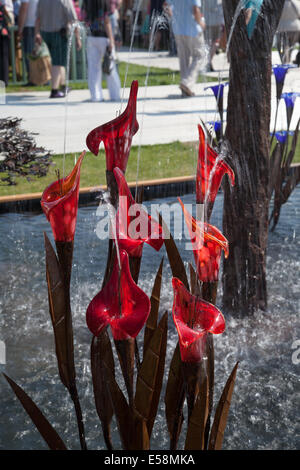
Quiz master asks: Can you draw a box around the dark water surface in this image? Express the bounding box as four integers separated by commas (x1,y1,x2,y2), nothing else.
0,189,299,450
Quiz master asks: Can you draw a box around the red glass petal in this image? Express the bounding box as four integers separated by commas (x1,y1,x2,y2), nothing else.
86,250,151,340
172,277,225,362
196,123,235,205
179,198,228,282
113,167,164,257
86,81,139,172
41,152,85,242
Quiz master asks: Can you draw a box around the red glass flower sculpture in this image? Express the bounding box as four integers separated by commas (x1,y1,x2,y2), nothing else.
41,152,85,242
179,198,229,282
86,249,151,340
86,81,139,173
172,277,225,363
113,167,164,257
196,122,235,206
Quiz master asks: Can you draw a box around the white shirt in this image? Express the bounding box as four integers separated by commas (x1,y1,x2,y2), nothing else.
21,0,39,27
0,0,14,13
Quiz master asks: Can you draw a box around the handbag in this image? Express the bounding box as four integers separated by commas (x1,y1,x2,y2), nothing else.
28,41,52,86
102,46,114,75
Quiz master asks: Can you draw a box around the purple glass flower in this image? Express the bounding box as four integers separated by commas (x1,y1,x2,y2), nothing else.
204,83,228,100
273,130,294,144
281,92,300,129
273,65,296,85
204,83,228,125
206,120,222,135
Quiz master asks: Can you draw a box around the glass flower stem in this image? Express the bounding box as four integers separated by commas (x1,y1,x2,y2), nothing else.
201,280,218,449
270,98,280,147
169,380,185,451
69,382,87,451
181,362,203,422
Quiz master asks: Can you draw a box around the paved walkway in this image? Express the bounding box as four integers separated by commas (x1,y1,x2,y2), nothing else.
1,48,300,155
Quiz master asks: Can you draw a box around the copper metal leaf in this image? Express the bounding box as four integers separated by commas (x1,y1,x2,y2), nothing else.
104,363,150,450
3,374,67,450
135,312,168,437
158,213,189,290
104,363,132,450
164,342,185,449
44,232,72,389
208,362,239,450
184,376,209,450
143,257,164,357
145,310,168,437
91,330,115,450
114,338,135,409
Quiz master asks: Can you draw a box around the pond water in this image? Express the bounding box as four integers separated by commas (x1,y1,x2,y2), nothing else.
0,187,299,450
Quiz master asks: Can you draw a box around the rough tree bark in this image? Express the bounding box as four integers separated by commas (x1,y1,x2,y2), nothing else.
221,0,285,314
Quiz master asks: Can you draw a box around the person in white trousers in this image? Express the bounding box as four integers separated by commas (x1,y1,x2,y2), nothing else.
82,0,121,102
163,0,206,97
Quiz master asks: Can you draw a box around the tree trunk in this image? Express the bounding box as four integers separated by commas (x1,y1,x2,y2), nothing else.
221,0,285,314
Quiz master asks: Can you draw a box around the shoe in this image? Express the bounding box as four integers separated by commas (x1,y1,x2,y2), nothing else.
49,89,65,98
208,63,215,72
60,85,71,95
24,82,36,87
179,83,195,97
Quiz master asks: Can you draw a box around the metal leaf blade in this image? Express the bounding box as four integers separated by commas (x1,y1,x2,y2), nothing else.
91,330,115,450
3,374,67,450
158,213,189,290
164,342,185,449
135,312,168,438
143,257,164,357
103,363,132,450
184,376,209,450
208,362,239,450
44,232,71,389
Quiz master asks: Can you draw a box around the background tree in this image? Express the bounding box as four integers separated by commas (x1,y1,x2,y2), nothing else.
221,0,285,314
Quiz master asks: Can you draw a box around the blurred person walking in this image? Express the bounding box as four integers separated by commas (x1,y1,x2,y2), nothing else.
17,0,38,84
82,0,120,102
277,0,300,63
202,0,224,71
164,0,206,97
0,0,14,86
109,0,122,46
35,0,81,98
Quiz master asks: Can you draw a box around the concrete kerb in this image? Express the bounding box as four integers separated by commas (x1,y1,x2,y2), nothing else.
0,175,196,214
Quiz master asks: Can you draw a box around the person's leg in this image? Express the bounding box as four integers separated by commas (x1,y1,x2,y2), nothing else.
175,35,189,84
0,36,9,86
50,31,67,97
105,39,121,101
183,34,205,93
87,37,103,101
23,26,35,80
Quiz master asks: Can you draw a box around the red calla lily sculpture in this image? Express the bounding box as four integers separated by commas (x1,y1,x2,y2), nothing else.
179,197,229,282
41,152,85,242
86,249,151,340
113,167,164,257
196,122,235,208
86,81,139,173
172,277,225,363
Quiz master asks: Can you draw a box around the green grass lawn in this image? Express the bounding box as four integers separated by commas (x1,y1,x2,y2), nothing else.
6,61,217,93
0,141,198,197
1,138,299,198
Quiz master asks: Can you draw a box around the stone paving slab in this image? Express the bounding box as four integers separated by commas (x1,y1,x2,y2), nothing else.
1,48,300,156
